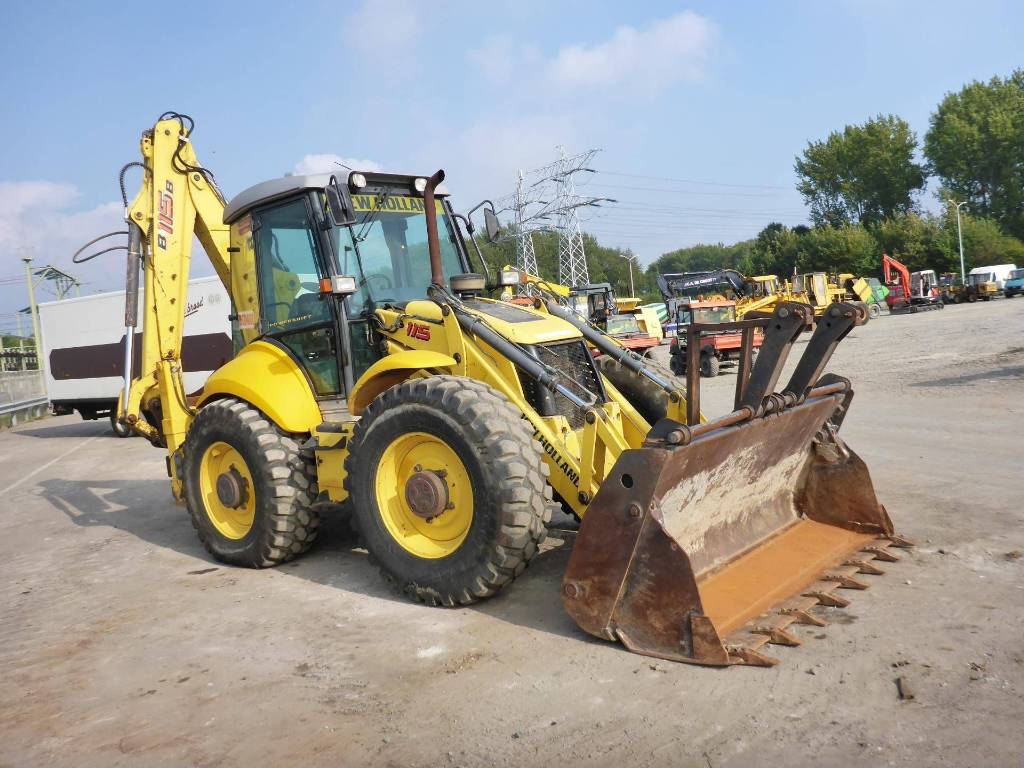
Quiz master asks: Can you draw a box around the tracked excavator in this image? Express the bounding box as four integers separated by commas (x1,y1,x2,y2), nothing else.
88,113,909,667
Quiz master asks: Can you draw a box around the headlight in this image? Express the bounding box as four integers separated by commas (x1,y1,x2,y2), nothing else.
499,269,522,287
413,177,427,193
349,172,367,189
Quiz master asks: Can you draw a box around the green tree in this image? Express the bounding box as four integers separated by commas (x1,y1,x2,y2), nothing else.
795,115,927,227
473,228,649,298
924,70,1024,239
743,223,801,277
957,215,1024,267
794,225,878,275
871,213,953,273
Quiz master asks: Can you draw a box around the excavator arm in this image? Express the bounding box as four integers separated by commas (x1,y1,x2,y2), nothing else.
120,114,230,496
882,252,910,295
657,269,751,299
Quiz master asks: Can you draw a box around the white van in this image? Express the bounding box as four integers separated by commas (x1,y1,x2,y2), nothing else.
968,264,1018,292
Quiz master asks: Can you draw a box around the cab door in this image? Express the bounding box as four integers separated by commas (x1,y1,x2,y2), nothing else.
252,196,343,397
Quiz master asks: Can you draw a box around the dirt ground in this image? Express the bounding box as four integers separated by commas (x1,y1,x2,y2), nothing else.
2,299,1022,768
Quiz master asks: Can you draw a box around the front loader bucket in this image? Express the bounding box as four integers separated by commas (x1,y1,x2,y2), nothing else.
562,302,910,666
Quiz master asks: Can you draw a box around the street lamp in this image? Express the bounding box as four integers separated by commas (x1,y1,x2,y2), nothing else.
21,256,44,379
947,200,969,285
618,251,637,296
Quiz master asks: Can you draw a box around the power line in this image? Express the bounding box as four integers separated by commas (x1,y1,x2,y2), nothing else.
583,182,793,199
593,169,794,191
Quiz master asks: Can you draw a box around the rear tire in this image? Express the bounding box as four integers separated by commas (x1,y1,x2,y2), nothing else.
596,356,677,426
700,354,720,378
346,376,555,607
868,302,881,319
182,397,319,567
669,352,686,376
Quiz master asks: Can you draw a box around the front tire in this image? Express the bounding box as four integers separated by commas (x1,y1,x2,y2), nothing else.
700,353,721,378
182,397,319,567
346,376,554,606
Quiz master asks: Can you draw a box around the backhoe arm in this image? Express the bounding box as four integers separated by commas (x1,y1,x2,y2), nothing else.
121,115,230,496
882,252,910,294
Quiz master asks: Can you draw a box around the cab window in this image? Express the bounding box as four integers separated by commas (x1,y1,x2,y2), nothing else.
336,194,464,316
254,198,340,396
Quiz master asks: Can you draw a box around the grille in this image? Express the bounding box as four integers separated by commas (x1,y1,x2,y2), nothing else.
518,340,605,430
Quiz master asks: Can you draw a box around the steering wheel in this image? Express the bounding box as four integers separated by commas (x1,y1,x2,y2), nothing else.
364,273,393,291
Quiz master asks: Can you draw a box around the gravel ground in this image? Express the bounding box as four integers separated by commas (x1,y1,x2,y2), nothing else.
1,298,1022,767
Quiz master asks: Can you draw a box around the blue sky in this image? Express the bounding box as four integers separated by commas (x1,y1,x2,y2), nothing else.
0,0,1020,324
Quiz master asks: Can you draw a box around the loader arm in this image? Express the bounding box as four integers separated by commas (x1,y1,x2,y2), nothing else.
121,115,231,495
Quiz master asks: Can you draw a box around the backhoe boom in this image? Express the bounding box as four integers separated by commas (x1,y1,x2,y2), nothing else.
121,115,230,496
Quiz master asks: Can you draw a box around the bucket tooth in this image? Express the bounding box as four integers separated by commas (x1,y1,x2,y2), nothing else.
863,545,900,562
781,607,828,627
804,589,851,608
823,572,870,590
887,533,914,548
726,642,780,667
752,625,802,647
844,557,885,575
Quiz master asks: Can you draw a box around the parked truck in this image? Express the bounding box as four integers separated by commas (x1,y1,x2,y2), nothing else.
38,275,233,435
968,264,1018,300
1004,268,1024,298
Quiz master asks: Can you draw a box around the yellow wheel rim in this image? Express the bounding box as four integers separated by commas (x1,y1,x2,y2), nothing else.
198,441,256,540
376,431,473,559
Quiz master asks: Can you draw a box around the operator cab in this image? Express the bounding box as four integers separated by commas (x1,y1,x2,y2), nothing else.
222,171,473,398
569,283,617,323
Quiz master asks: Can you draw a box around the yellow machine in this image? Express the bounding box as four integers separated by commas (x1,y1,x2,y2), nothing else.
733,274,812,320
101,113,909,667
793,272,833,316
613,297,664,341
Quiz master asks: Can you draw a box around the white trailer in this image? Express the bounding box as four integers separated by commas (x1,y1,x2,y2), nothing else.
38,275,233,436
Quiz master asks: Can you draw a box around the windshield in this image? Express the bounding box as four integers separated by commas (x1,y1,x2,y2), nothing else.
969,272,995,286
1010,269,1024,280
605,314,641,335
693,306,736,324
334,191,464,315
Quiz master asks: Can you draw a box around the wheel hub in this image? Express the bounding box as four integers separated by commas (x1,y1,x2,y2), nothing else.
215,466,249,509
404,470,449,520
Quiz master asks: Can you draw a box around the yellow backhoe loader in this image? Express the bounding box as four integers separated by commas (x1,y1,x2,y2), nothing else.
92,113,909,667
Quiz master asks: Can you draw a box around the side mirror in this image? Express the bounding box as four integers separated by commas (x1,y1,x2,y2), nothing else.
467,199,500,243
326,177,357,226
484,207,501,241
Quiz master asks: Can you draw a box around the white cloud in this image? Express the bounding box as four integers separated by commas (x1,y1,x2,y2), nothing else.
0,181,121,263
293,154,383,175
468,10,717,100
550,11,715,92
0,180,124,310
347,0,420,58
